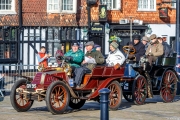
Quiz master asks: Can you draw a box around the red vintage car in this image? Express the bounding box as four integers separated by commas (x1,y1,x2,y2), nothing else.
10,46,179,114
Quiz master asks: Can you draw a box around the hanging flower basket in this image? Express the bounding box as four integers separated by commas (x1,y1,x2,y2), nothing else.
109,35,122,43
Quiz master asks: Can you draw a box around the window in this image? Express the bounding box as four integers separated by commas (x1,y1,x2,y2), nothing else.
100,0,121,10
138,0,156,11
47,0,77,13
0,27,18,63
0,0,16,14
171,0,176,8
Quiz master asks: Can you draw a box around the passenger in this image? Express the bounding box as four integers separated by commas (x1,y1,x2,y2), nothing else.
157,37,173,57
141,36,150,50
36,46,50,68
64,42,84,71
55,43,64,65
93,44,101,52
74,41,105,88
127,35,145,63
106,42,125,66
145,34,163,66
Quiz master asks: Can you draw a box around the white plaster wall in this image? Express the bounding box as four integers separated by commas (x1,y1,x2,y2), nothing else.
147,24,176,44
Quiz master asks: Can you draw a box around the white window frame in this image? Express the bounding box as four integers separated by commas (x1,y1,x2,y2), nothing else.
47,0,60,13
0,0,16,15
137,0,156,11
100,0,121,10
47,0,77,13
171,0,176,8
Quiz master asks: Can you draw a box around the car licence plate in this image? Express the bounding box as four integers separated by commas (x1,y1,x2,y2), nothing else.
26,84,36,88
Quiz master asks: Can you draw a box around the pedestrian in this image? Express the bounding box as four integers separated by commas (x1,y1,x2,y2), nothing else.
36,46,50,68
94,44,101,52
55,43,64,65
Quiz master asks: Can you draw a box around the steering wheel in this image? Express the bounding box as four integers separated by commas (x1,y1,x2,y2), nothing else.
123,46,136,55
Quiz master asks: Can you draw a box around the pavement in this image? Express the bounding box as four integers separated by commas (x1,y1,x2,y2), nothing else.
0,95,180,120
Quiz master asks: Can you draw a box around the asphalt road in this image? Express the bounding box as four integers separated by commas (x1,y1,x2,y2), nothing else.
0,95,180,120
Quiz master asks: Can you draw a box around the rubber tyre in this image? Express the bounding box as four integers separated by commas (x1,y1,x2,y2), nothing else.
108,81,122,110
69,98,86,109
46,81,70,114
10,79,34,112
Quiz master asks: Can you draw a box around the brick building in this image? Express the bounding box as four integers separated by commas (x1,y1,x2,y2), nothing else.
0,0,176,65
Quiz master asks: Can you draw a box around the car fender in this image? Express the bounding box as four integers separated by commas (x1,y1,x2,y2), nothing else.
89,77,121,99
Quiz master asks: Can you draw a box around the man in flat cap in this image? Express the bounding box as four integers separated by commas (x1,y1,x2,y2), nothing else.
127,35,145,63
64,41,84,71
74,41,105,88
106,42,125,66
145,34,163,65
141,36,150,50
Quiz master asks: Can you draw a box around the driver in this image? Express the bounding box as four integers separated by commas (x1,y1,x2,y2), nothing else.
64,41,84,71
127,35,145,63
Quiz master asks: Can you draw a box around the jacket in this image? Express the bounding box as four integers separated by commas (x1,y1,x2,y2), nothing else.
37,52,48,68
106,49,125,66
128,41,145,62
84,49,105,70
145,41,163,57
64,49,84,67
162,42,173,57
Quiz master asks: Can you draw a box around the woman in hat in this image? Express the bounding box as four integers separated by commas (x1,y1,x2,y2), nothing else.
106,42,125,66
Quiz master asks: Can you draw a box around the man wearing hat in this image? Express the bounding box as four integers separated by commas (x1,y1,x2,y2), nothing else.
106,42,125,66
145,34,163,65
127,35,145,62
64,41,84,69
74,41,105,88
141,36,150,50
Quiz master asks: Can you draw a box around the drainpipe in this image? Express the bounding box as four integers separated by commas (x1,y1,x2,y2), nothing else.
176,0,180,74
87,4,91,41
18,0,22,73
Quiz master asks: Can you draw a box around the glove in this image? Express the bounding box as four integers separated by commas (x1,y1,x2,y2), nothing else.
128,54,135,59
129,44,134,49
65,56,73,61
148,52,153,56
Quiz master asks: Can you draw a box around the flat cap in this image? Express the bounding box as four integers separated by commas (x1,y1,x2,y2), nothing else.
133,35,141,41
142,36,149,42
85,41,94,46
110,42,119,49
150,34,157,40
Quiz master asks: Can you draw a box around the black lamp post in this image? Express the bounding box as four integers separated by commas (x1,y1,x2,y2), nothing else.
86,0,97,41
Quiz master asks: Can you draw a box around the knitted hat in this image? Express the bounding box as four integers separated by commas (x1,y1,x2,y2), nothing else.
110,42,119,49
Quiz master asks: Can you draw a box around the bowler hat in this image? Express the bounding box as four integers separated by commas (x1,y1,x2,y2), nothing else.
150,34,157,40
85,41,94,46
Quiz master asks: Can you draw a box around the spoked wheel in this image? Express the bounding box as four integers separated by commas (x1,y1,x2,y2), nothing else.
160,70,178,103
132,75,148,105
69,98,86,109
108,81,122,110
123,93,133,102
46,81,70,114
10,79,34,112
